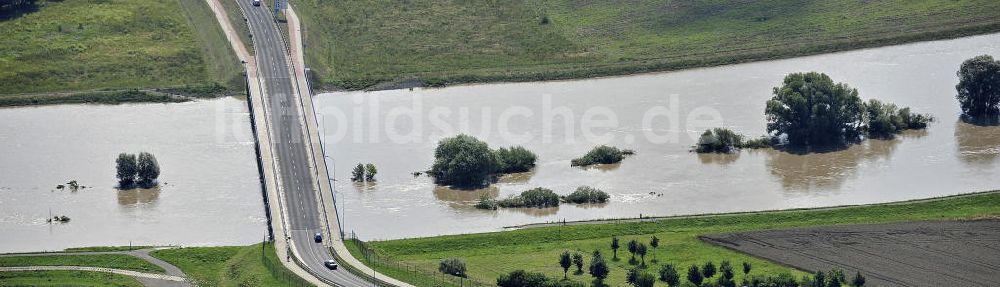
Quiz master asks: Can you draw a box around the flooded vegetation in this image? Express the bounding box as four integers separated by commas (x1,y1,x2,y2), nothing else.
315,33,1000,240
0,98,265,252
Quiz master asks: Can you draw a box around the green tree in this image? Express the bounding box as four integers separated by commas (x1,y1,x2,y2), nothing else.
627,239,638,262
956,55,1000,120
430,134,499,186
588,251,610,284
573,252,584,274
351,163,364,182
687,265,703,286
742,261,751,276
828,269,845,287
611,237,620,260
719,260,734,280
495,146,537,173
438,257,466,277
636,243,648,266
563,186,610,204
634,271,656,287
364,163,377,181
115,153,137,187
702,261,716,279
851,271,866,287
649,236,659,262
766,72,864,146
696,128,744,153
814,271,827,287
571,145,626,166
658,263,680,287
136,152,160,186
560,251,572,279
626,268,639,285
862,99,932,138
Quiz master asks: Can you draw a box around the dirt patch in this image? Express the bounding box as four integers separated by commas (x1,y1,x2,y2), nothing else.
701,219,1000,287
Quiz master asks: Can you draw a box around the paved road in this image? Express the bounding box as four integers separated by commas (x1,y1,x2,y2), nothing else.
234,0,371,286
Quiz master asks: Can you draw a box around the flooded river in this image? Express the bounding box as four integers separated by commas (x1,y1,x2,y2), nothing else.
0,98,265,252
315,33,1000,240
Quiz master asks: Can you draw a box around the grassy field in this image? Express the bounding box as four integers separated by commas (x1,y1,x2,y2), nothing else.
217,0,254,56
62,246,157,253
0,270,142,287
0,254,164,274
0,0,243,99
292,0,1000,90
150,243,312,287
357,191,1000,287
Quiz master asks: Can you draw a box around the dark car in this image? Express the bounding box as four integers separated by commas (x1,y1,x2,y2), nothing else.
314,233,322,243
324,259,338,270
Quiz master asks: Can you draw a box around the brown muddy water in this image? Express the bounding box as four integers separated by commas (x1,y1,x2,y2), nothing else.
315,33,1000,240
0,98,265,252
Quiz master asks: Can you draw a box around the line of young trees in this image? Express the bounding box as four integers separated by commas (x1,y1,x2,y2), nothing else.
115,152,160,188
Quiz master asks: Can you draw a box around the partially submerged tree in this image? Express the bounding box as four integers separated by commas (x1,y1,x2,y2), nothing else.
136,152,160,186
956,55,1000,121
495,146,537,173
351,163,364,182
430,134,499,187
364,163,377,181
766,72,864,147
116,153,137,187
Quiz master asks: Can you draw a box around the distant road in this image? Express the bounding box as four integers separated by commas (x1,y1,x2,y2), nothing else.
234,0,372,285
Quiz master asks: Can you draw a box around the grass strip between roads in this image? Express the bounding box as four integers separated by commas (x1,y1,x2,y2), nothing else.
0,270,143,287
355,190,1000,287
0,254,165,274
151,242,312,287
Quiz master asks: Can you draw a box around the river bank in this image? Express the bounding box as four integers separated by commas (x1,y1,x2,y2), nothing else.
352,190,1000,287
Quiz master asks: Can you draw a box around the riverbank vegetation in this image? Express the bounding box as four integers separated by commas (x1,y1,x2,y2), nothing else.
571,146,633,167
956,55,1000,124
292,0,1000,90
355,190,1000,287
0,0,243,102
430,135,537,187
0,90,189,107
150,243,312,287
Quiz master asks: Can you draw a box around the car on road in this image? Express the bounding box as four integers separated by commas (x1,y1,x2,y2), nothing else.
324,259,338,270
314,232,322,243
252,0,261,6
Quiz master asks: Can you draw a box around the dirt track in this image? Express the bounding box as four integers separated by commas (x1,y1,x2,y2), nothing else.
701,220,1000,287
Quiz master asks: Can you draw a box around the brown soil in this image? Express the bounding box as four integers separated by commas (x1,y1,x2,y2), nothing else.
700,219,1000,287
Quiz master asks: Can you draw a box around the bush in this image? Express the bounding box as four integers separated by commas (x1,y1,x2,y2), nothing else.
562,186,610,204
430,134,499,187
766,72,864,146
956,55,1000,120
747,273,798,287
438,257,466,277
571,145,628,166
687,265,703,286
658,264,680,287
495,146,537,173
497,188,560,208
474,194,498,210
862,99,932,138
496,270,584,287
696,128,743,153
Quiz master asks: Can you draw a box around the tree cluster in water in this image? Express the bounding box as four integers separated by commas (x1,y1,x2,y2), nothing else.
430,134,537,187
115,152,160,189
476,186,610,210
698,72,934,153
